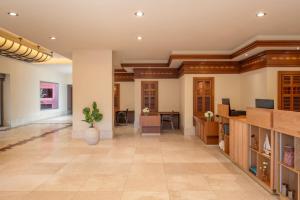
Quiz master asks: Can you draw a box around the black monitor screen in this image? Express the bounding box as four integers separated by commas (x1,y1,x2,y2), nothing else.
255,99,274,109
222,98,230,105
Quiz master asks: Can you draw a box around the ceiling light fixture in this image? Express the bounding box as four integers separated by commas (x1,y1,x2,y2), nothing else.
0,29,52,63
134,11,144,17
256,11,266,17
297,47,300,50
245,53,249,57
8,12,18,16
137,36,143,41
49,36,56,40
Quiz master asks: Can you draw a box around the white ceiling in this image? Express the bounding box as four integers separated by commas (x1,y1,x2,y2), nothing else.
0,0,300,68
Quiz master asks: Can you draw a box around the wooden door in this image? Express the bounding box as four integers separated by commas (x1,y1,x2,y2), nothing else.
114,83,120,111
278,71,300,111
193,77,214,118
141,81,158,113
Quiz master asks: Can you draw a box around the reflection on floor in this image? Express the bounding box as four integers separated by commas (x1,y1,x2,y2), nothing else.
0,125,277,200
36,115,72,124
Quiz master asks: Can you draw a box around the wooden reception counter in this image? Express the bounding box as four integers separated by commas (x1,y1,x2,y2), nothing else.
215,104,300,199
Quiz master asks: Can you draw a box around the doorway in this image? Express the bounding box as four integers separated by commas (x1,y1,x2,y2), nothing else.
193,77,215,118
67,84,73,115
0,74,5,127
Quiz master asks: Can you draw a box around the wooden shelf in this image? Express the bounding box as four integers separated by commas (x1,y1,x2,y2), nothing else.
280,162,299,174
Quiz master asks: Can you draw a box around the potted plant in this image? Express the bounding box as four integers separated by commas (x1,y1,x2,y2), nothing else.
82,101,103,145
204,111,214,121
142,107,150,115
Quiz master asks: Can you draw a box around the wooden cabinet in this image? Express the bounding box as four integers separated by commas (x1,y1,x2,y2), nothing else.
140,114,161,135
194,116,219,145
141,81,158,112
247,108,275,192
273,110,300,200
229,118,248,170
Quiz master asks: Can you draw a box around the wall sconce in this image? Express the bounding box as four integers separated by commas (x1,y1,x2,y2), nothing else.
0,29,52,63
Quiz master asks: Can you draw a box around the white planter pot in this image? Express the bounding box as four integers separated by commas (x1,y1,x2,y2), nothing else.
85,127,99,145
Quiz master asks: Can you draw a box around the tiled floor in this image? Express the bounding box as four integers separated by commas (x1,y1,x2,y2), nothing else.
0,124,278,200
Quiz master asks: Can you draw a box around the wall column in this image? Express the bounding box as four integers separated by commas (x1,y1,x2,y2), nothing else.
72,50,113,139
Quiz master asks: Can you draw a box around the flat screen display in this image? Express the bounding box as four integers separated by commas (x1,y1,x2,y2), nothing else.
255,99,274,109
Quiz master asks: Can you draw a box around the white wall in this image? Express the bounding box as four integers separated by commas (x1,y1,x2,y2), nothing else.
72,50,113,139
240,67,300,109
0,56,71,127
116,82,134,110
180,74,241,135
134,79,180,129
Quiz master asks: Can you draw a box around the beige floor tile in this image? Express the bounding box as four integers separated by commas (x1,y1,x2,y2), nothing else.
80,175,127,191
121,191,169,200
72,191,122,200
0,175,51,191
0,125,278,200
125,175,168,192
170,191,217,200
36,175,88,191
167,175,210,191
0,192,28,200
22,191,75,200
129,164,165,177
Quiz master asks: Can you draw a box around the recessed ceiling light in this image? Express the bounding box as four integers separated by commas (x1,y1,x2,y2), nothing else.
256,11,266,17
137,36,143,41
134,11,144,17
8,12,18,16
297,47,300,50
49,36,56,40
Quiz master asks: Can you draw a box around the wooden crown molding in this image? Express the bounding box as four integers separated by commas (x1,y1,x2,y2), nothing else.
169,40,300,64
114,72,134,82
116,50,300,80
114,69,127,73
178,61,240,77
121,63,169,68
134,68,178,79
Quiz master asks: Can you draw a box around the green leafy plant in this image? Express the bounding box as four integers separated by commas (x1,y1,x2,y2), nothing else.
82,101,103,128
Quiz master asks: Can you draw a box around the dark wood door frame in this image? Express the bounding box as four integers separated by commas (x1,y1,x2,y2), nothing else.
0,74,5,127
67,84,73,115
114,83,120,111
193,77,215,118
141,81,158,113
278,71,300,111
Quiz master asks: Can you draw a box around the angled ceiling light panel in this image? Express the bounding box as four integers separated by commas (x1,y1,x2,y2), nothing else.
0,28,52,63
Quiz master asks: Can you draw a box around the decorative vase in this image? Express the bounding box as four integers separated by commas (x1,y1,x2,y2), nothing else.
85,127,99,145
281,184,288,196
263,134,271,155
283,146,294,167
288,190,294,200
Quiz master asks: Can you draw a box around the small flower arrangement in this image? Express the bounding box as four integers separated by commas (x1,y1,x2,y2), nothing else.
204,111,214,121
142,107,150,115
